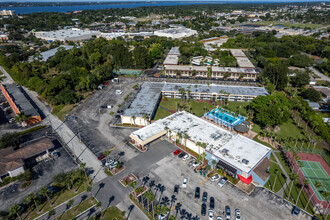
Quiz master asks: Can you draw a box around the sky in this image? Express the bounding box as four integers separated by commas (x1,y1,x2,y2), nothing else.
3,0,328,2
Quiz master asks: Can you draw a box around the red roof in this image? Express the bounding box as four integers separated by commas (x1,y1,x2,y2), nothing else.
237,174,253,185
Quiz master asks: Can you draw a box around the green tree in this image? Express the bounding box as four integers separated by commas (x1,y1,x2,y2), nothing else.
48,209,55,220
40,187,52,206
9,204,21,220
27,193,39,211
262,64,289,90
301,88,322,102
80,163,88,183
15,112,28,124
291,71,310,87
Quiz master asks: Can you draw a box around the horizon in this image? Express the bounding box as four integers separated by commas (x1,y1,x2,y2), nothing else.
1,0,328,2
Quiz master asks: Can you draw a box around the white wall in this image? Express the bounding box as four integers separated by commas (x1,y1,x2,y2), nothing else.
121,116,148,126
8,166,25,177
186,139,205,154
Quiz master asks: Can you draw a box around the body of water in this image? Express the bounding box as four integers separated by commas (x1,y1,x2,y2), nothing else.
0,2,220,14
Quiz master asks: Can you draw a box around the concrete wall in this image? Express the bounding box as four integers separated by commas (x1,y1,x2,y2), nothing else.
8,166,25,177
121,116,148,126
251,170,269,186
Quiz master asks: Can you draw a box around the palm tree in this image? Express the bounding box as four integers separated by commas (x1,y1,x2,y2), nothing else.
272,169,279,192
96,201,102,215
27,192,39,211
131,116,136,126
67,199,74,209
305,181,322,210
287,173,298,202
66,172,74,190
86,185,92,197
161,196,170,206
9,204,21,220
153,205,163,219
40,187,52,206
15,112,27,124
296,179,309,205
80,163,88,182
149,180,155,193
183,133,189,150
177,133,182,146
48,208,55,220
212,160,217,170
169,195,177,212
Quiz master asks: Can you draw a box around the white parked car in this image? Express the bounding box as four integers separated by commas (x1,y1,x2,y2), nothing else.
183,154,190,160
192,161,200,167
208,209,214,220
218,177,228,187
216,216,222,220
182,178,188,188
235,208,241,220
115,90,123,95
211,174,220,182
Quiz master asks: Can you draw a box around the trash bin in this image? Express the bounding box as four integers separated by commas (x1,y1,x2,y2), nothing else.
199,171,202,175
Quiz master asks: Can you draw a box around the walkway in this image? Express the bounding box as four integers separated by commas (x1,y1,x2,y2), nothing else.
273,152,290,197
35,191,90,220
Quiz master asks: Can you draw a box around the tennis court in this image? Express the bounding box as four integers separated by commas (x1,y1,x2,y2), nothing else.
300,160,330,201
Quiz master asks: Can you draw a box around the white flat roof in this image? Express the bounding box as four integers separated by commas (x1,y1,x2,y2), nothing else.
163,55,179,65
131,111,271,174
230,49,246,57
236,57,255,68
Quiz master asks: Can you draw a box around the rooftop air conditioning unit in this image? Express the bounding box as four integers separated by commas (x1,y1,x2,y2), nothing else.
242,159,249,165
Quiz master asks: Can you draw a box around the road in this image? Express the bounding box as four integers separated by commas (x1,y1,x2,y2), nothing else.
309,67,330,82
0,66,107,183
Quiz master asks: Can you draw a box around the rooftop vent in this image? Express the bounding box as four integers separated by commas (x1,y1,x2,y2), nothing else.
242,159,249,165
222,148,229,154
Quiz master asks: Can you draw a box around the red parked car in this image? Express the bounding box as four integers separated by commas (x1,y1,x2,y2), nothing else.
173,150,181,155
98,154,105,160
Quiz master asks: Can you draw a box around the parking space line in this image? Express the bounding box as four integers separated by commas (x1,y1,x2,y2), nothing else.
170,201,182,211
200,176,211,185
108,146,118,151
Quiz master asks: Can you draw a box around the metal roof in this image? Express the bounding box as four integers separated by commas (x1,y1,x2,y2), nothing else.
39,45,74,61
2,84,40,117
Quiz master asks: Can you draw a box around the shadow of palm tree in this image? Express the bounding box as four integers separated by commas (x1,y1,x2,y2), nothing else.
94,182,105,197
126,204,135,219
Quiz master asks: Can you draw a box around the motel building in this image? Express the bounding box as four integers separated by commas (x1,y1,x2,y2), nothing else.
129,111,272,187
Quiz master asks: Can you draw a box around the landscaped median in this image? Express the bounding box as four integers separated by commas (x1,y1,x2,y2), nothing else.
55,197,96,220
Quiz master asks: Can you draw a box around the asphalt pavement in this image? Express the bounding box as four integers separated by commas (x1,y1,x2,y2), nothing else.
309,67,330,82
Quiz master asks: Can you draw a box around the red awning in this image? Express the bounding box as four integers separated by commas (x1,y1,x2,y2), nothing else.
237,174,253,184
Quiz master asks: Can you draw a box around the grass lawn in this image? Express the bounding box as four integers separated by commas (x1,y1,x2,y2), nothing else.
276,118,304,139
265,162,287,193
274,151,292,177
24,181,89,220
153,107,171,120
93,206,126,220
221,102,249,116
270,152,276,162
52,104,75,121
283,181,315,214
56,197,96,220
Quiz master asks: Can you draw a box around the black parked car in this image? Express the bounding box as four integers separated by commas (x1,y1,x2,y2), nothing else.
291,206,301,216
195,187,200,199
201,203,207,216
174,185,179,194
178,152,185,158
210,197,214,210
202,191,208,202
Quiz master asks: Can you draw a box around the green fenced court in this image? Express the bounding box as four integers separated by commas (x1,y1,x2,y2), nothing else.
300,160,330,201
113,69,142,76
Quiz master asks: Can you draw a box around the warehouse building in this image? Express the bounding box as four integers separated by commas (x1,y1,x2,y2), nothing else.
154,27,197,39
121,82,268,125
129,111,272,186
34,28,100,42
229,49,255,69
0,84,41,125
121,83,163,126
163,47,180,66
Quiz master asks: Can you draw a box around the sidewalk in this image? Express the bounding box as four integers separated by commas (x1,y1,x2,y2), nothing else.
273,152,290,197
35,191,90,220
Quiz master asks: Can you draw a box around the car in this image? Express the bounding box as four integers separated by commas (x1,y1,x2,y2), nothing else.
202,192,208,202
107,105,113,109
52,151,59,158
109,161,118,169
192,161,200,167
216,216,222,220
105,159,115,166
201,203,207,216
195,187,200,199
211,174,220,182
174,150,181,155
291,206,301,216
178,152,185,158
235,208,241,220
210,197,215,210
174,185,179,194
104,82,109,85
183,154,190,160
225,205,231,219
218,177,228,187
98,154,105,160
182,178,188,188
209,209,214,220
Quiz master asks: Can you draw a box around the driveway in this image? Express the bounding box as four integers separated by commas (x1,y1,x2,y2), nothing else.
309,67,330,82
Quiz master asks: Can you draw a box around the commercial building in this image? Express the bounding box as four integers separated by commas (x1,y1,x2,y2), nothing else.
229,49,255,68
163,47,180,66
121,82,268,125
0,84,41,125
34,28,100,42
0,10,15,16
121,82,163,126
129,111,272,186
0,138,54,180
154,27,198,39
164,65,258,81
29,45,74,62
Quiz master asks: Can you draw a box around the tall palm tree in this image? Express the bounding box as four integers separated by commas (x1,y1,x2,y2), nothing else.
80,163,88,183
66,172,74,190
287,173,298,201
48,209,55,220
305,181,322,210
10,204,22,220
131,116,136,126
296,179,309,205
40,187,52,206
15,112,27,124
27,193,39,211
183,133,189,150
272,169,279,192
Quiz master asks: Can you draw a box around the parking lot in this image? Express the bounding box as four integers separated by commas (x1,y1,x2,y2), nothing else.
140,141,311,220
